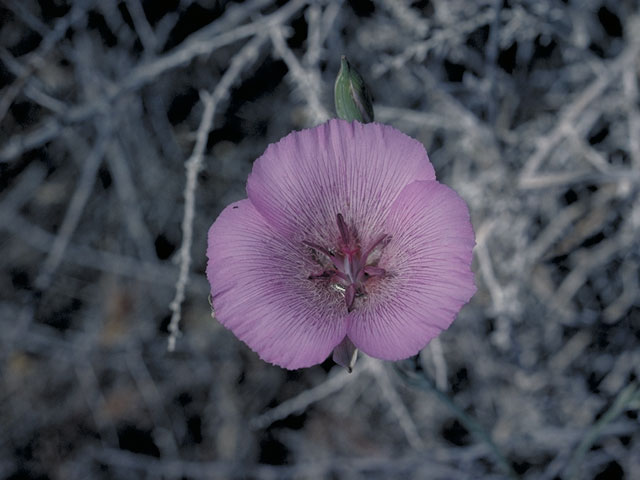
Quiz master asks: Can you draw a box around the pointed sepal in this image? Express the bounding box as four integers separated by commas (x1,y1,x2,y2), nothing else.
332,337,359,372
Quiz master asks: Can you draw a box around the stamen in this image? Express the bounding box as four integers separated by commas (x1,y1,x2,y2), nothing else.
308,271,331,280
304,215,390,312
309,270,350,282
362,233,391,261
336,213,351,245
364,265,386,277
333,271,350,282
302,240,334,260
345,284,356,311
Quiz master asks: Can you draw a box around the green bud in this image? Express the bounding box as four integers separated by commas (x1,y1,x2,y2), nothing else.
334,56,374,123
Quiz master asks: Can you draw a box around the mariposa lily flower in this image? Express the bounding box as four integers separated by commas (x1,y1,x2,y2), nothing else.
206,119,476,369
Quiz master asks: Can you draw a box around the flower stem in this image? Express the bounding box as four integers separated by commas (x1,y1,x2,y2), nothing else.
394,362,519,479
565,381,639,480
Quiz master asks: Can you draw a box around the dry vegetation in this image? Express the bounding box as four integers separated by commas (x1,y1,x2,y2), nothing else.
1,0,639,479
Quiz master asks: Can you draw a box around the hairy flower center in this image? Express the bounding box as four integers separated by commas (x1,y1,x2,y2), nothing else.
304,213,390,311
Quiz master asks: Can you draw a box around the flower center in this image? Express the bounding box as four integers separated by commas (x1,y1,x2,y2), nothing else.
304,213,390,311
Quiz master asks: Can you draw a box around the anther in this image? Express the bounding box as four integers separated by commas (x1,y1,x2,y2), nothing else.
361,233,391,261
363,265,386,277
302,240,334,260
336,213,351,245
345,284,356,311
304,214,390,312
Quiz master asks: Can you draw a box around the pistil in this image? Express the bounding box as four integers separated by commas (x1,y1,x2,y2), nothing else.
305,213,390,311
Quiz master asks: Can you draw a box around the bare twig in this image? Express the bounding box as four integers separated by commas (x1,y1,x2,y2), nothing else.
551,214,637,313
519,23,640,183
0,0,91,121
167,34,267,350
565,382,639,480
0,164,47,215
91,445,471,479
124,0,158,54
34,123,111,291
124,352,180,456
603,260,639,323
623,67,640,169
269,26,330,123
251,362,369,430
475,220,507,313
0,0,307,164
380,0,430,38
2,2,640,478
428,338,449,392
105,136,157,262
369,360,425,449
167,92,216,351
1,212,209,293
395,363,519,479
373,9,494,77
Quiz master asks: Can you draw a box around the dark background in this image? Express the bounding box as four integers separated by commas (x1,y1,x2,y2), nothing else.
0,0,639,479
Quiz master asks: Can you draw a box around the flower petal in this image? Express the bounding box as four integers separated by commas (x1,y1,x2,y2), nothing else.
347,180,476,360
247,119,435,248
206,199,348,369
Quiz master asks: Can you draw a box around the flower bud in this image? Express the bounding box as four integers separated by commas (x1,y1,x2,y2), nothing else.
334,56,374,123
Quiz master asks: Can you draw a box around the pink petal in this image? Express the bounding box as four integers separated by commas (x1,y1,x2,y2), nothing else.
206,199,348,369
246,119,435,248
347,181,476,360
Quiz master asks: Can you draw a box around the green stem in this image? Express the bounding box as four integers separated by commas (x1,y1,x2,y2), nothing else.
565,381,639,480
394,364,519,479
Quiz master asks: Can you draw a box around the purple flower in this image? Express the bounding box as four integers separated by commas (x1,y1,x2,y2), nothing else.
206,119,476,369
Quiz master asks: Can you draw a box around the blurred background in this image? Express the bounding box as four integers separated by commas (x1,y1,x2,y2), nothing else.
1,0,639,479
